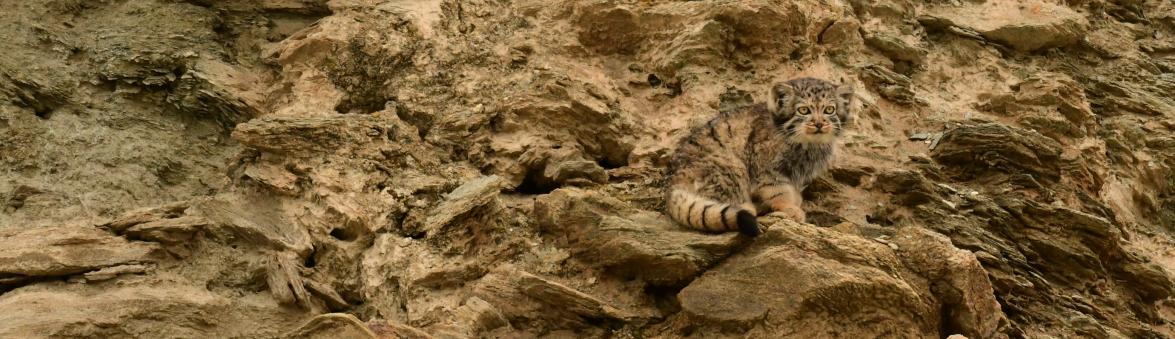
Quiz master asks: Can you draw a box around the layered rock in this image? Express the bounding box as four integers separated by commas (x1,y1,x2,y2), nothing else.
534,188,748,287
921,1,1089,52
0,284,303,338
667,216,1005,339
0,225,161,288
2,0,1173,338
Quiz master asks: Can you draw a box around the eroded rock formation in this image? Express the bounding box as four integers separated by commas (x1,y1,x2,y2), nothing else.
1,0,1173,338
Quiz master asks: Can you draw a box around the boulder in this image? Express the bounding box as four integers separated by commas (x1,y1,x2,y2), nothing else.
80,264,149,282
890,227,1008,339
1079,73,1175,117
573,1,810,60
672,216,1007,338
123,215,208,245
995,198,1174,303
573,3,645,56
884,179,1174,337
103,197,316,257
0,70,68,117
242,162,302,196
818,18,867,66
419,296,512,338
103,201,192,233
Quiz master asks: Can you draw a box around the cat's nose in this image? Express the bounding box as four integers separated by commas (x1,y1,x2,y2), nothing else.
813,122,824,129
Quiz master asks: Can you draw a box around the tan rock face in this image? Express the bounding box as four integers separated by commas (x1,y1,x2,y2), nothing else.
0,284,304,338
534,188,748,287
673,217,1005,339
2,0,1173,338
982,73,1098,139
931,121,1063,181
0,225,161,282
923,1,1089,52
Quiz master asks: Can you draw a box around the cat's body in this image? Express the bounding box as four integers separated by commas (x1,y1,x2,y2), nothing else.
664,77,853,236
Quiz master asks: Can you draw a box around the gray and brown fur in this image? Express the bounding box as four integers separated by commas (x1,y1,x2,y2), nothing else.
664,77,853,236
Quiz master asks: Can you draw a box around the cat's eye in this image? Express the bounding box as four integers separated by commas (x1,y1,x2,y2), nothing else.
797,107,810,115
823,106,836,114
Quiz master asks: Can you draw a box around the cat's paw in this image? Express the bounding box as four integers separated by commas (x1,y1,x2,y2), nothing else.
765,207,805,224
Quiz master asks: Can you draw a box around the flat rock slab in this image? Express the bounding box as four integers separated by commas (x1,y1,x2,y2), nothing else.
192,195,314,255
167,59,264,128
0,284,304,338
864,32,928,64
592,212,747,285
472,265,655,330
0,225,161,280
534,188,747,287
417,175,504,235
930,121,1063,181
925,1,1088,52
231,114,408,156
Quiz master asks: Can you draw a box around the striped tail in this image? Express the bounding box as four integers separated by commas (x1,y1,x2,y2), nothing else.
666,189,760,237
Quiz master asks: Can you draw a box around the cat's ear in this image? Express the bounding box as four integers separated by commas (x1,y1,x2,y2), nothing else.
766,82,795,114
835,77,854,104
836,77,855,123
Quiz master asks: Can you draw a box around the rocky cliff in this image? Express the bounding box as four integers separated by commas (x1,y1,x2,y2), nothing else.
1,0,1173,338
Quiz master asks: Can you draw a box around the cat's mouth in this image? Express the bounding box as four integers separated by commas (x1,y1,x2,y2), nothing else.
802,125,831,135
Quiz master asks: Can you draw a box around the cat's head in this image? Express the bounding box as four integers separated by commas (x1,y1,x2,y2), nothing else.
766,77,854,144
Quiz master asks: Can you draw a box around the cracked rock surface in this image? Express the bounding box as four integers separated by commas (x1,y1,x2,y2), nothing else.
1,0,1173,338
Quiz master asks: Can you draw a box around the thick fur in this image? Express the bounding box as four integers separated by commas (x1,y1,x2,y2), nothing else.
665,77,853,236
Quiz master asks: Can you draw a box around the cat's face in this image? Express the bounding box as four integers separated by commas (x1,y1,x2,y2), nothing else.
767,78,854,144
